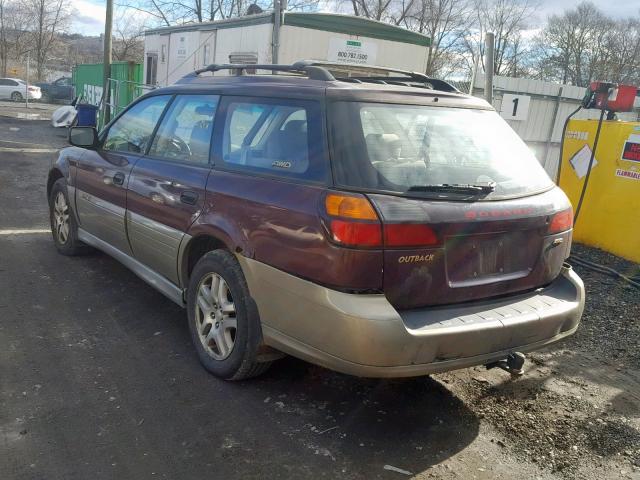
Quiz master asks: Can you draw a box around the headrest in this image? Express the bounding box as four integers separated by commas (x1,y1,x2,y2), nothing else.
284,119,306,133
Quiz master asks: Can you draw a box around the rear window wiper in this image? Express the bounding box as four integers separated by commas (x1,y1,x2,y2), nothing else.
406,182,496,194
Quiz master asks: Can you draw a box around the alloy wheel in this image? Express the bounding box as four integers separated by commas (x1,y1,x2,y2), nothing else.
53,191,70,244
194,273,237,360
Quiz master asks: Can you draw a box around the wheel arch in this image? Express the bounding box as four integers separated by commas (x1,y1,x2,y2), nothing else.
180,233,231,288
47,168,65,202
181,219,253,288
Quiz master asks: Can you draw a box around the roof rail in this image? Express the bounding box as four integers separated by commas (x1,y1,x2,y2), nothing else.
179,59,459,93
294,60,459,92
179,62,335,82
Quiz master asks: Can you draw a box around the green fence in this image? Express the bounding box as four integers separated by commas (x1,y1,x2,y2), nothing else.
72,61,146,127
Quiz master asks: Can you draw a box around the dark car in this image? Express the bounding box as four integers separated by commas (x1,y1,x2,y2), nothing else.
37,76,73,102
46,61,584,380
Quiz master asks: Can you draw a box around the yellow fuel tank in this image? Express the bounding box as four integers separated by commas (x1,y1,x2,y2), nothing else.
559,119,640,263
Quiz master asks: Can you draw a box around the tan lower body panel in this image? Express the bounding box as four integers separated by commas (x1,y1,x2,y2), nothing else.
236,255,584,378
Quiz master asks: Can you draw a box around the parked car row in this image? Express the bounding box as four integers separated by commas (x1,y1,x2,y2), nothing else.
0,76,73,102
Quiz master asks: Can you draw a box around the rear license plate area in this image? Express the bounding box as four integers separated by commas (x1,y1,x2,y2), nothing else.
446,232,533,287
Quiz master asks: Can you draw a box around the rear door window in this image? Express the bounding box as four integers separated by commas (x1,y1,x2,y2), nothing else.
216,97,328,183
148,94,219,164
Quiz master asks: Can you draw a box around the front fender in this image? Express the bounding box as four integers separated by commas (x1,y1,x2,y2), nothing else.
48,147,86,185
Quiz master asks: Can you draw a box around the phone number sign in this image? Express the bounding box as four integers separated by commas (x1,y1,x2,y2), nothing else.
327,38,378,66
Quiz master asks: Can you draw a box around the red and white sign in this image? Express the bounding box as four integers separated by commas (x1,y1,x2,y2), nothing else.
621,133,640,162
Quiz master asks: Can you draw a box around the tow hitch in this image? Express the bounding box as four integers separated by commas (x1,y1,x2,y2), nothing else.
486,352,526,376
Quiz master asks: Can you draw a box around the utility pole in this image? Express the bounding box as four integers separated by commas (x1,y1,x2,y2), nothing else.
484,32,494,105
25,51,29,108
469,47,480,96
103,0,113,123
272,0,281,66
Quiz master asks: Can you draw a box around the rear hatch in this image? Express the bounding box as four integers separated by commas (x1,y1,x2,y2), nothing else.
328,99,573,309
369,189,572,308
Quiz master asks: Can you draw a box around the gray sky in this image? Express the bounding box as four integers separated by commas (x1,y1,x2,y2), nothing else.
70,0,640,36
535,0,639,24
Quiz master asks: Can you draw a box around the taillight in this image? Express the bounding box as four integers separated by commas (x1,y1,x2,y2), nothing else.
548,209,573,233
384,224,438,247
324,193,382,247
323,193,440,248
330,219,382,246
28,86,38,91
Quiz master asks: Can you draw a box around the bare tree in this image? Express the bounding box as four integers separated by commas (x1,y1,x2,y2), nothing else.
113,12,146,62
336,0,415,25
464,0,537,76
532,2,623,86
604,17,640,85
24,0,71,80
0,0,9,76
118,0,318,27
403,0,471,76
0,0,31,76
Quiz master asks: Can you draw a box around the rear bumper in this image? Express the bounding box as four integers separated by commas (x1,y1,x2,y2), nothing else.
238,256,585,378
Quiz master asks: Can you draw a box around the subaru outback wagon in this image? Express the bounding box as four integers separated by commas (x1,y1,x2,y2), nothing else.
47,61,584,380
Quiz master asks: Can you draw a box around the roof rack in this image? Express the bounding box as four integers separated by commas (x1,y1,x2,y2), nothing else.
179,62,336,82
179,60,459,93
295,60,459,92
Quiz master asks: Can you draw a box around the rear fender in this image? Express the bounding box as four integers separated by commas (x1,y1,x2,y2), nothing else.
180,214,254,287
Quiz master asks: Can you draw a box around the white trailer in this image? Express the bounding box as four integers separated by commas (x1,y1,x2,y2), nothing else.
143,12,431,86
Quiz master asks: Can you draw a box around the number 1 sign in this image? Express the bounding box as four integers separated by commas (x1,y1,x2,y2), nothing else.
499,93,531,121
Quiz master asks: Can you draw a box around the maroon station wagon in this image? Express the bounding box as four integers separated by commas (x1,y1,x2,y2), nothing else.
47,61,585,380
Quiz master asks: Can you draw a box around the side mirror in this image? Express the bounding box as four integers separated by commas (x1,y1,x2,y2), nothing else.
69,126,98,149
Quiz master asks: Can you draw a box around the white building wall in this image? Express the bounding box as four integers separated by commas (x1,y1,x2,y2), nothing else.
279,25,428,72
212,24,273,67
145,21,430,87
472,74,640,177
162,30,202,85
143,33,160,83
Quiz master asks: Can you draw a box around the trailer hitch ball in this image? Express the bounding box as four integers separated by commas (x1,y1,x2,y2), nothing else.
485,352,526,376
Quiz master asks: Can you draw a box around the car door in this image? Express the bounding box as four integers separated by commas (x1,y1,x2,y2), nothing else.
126,94,219,284
0,79,11,98
74,95,172,255
53,77,72,99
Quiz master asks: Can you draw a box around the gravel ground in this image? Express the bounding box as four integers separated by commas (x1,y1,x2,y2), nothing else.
437,245,640,479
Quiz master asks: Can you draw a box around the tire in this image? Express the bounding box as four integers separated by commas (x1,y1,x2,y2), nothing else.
187,250,271,380
11,91,23,102
49,178,89,256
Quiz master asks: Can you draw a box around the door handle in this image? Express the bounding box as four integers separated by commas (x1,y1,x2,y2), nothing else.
180,191,198,205
113,172,125,186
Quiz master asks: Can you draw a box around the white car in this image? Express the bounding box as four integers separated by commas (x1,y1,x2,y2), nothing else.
0,78,42,101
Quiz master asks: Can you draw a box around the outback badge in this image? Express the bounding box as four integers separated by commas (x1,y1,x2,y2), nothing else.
398,254,434,263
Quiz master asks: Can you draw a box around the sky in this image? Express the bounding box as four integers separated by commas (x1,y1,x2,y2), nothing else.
70,0,640,36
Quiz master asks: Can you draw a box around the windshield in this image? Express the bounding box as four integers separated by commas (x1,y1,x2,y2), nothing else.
329,102,554,200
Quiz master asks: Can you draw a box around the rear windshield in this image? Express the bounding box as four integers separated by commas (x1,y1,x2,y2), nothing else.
329,102,554,200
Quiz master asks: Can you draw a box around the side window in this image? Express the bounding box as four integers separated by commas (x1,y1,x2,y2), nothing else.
0,79,9,86
148,94,219,164
103,95,170,154
219,98,327,182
